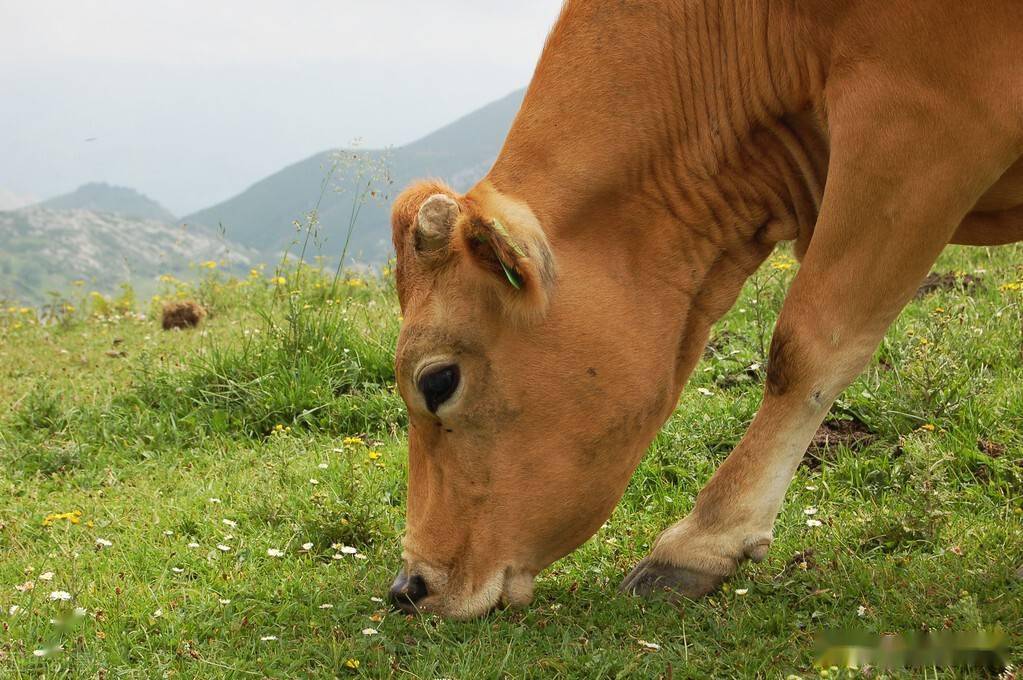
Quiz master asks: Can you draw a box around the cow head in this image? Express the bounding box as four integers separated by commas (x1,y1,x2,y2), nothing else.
388,179,680,618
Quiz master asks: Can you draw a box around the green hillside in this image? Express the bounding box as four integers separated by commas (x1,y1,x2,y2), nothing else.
183,89,525,263
37,182,177,222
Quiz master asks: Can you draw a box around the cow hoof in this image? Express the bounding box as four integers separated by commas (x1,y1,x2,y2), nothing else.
619,557,725,601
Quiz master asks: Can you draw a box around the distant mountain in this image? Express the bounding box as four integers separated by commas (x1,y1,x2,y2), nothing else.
37,182,177,222
0,188,38,211
185,89,525,263
0,207,255,304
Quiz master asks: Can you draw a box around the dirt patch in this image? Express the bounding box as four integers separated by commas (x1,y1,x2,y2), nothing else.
802,417,877,469
915,271,982,299
782,549,817,574
977,439,1007,458
161,300,206,330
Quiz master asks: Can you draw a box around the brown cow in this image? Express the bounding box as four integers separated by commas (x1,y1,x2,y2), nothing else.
389,0,1023,618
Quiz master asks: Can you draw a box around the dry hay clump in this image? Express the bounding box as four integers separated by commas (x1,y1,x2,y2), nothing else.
161,300,206,330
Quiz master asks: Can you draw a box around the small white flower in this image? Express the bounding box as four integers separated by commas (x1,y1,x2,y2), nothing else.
355,553,367,560
171,567,185,574
361,628,379,636
309,478,319,485
637,640,660,651
8,605,21,615
187,542,200,549
318,463,329,469
73,607,88,617
217,544,231,552
219,598,231,605
857,605,867,617
340,546,357,555
96,538,113,548
301,542,314,551
15,580,34,592
267,548,284,558
153,608,163,618
260,635,278,641
370,597,383,603
33,649,47,657
222,519,237,528
734,588,749,595
318,603,334,609
209,498,222,504
804,507,818,516
806,518,823,527
48,591,72,601
804,485,818,491
332,554,344,560
163,530,174,536
38,572,54,582
696,387,713,396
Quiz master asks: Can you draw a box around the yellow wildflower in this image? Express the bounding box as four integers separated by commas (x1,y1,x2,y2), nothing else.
770,255,797,271
43,510,83,527
201,260,218,269
367,451,381,460
342,436,364,446
344,658,360,669
270,276,287,286
348,278,365,288
919,423,936,432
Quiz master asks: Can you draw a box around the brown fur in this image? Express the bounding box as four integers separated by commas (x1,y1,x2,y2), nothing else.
161,300,206,330
390,0,1023,617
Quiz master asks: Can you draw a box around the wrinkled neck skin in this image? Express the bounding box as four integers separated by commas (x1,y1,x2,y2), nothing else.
473,0,830,524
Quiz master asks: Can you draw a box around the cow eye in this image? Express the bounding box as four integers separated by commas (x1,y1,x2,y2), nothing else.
418,365,460,413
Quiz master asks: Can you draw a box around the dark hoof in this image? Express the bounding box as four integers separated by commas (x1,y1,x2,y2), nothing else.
619,557,726,600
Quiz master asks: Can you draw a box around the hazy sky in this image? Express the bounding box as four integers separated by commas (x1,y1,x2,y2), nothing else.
0,1,563,215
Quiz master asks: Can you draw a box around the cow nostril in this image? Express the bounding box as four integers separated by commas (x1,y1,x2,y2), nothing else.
389,571,429,611
417,364,460,413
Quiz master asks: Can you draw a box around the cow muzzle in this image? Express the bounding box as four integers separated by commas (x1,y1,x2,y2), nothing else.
386,561,537,618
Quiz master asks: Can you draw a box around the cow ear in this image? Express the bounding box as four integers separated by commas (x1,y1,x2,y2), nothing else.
458,213,556,319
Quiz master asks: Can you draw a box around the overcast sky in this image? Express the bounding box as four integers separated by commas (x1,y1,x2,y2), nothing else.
0,1,563,214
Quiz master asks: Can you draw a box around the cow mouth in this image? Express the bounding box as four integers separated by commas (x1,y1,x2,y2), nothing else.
395,565,536,619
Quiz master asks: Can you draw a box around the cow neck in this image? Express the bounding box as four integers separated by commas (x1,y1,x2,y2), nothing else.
486,0,828,262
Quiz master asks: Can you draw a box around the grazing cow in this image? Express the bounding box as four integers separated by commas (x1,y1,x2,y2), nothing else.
388,0,1023,618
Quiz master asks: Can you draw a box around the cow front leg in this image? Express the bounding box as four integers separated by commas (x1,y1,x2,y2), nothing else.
621,78,1020,600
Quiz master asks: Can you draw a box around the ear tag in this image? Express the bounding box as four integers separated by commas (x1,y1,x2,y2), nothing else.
498,257,523,290
490,219,524,290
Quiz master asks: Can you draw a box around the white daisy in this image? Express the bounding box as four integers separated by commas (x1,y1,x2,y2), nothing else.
222,519,238,528
361,628,379,636
38,572,54,582
806,518,823,527
217,544,231,552
267,548,284,558
96,538,113,548
637,640,660,651
48,591,72,601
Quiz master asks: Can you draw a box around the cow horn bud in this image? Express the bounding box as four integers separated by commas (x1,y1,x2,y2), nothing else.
416,194,460,251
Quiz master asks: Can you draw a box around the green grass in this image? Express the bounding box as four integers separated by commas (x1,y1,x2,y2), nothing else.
1,246,1021,678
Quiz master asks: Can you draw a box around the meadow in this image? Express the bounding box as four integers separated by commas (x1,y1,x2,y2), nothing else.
1,242,1021,678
